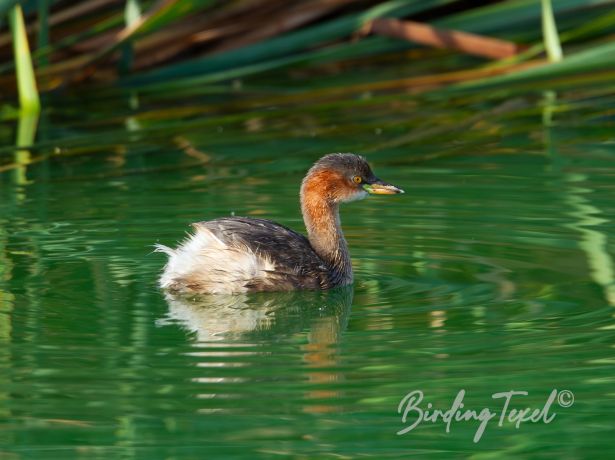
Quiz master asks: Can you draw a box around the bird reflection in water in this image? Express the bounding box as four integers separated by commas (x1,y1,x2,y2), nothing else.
158,286,353,413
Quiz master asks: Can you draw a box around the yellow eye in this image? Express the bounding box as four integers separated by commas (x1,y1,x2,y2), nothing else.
353,176,362,184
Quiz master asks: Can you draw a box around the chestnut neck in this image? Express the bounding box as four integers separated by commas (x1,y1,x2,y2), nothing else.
300,172,352,284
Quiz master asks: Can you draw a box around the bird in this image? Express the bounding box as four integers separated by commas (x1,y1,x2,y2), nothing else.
155,153,403,294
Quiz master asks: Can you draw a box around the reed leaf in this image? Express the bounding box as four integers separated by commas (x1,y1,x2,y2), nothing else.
438,0,615,35
123,0,615,90
123,0,456,86
448,40,615,93
8,4,40,113
1,0,615,100
541,0,563,61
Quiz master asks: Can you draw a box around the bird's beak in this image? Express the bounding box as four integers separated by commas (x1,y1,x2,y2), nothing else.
363,179,404,195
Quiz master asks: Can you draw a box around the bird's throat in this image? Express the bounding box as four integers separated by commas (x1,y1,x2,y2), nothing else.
300,187,352,282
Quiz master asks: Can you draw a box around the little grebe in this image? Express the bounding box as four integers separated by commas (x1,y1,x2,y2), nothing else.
156,153,403,294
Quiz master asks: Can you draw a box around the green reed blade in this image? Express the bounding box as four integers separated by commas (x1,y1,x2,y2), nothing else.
542,0,563,61
123,0,454,86
449,39,615,93
8,4,40,113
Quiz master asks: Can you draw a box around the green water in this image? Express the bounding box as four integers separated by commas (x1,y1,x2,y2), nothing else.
2,83,615,458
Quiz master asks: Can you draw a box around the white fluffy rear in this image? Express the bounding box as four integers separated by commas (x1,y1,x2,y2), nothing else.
156,224,276,294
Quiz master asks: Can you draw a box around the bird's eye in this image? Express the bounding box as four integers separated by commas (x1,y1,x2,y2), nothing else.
353,176,362,184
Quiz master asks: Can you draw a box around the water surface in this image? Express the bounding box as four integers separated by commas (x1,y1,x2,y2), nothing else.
1,85,615,458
